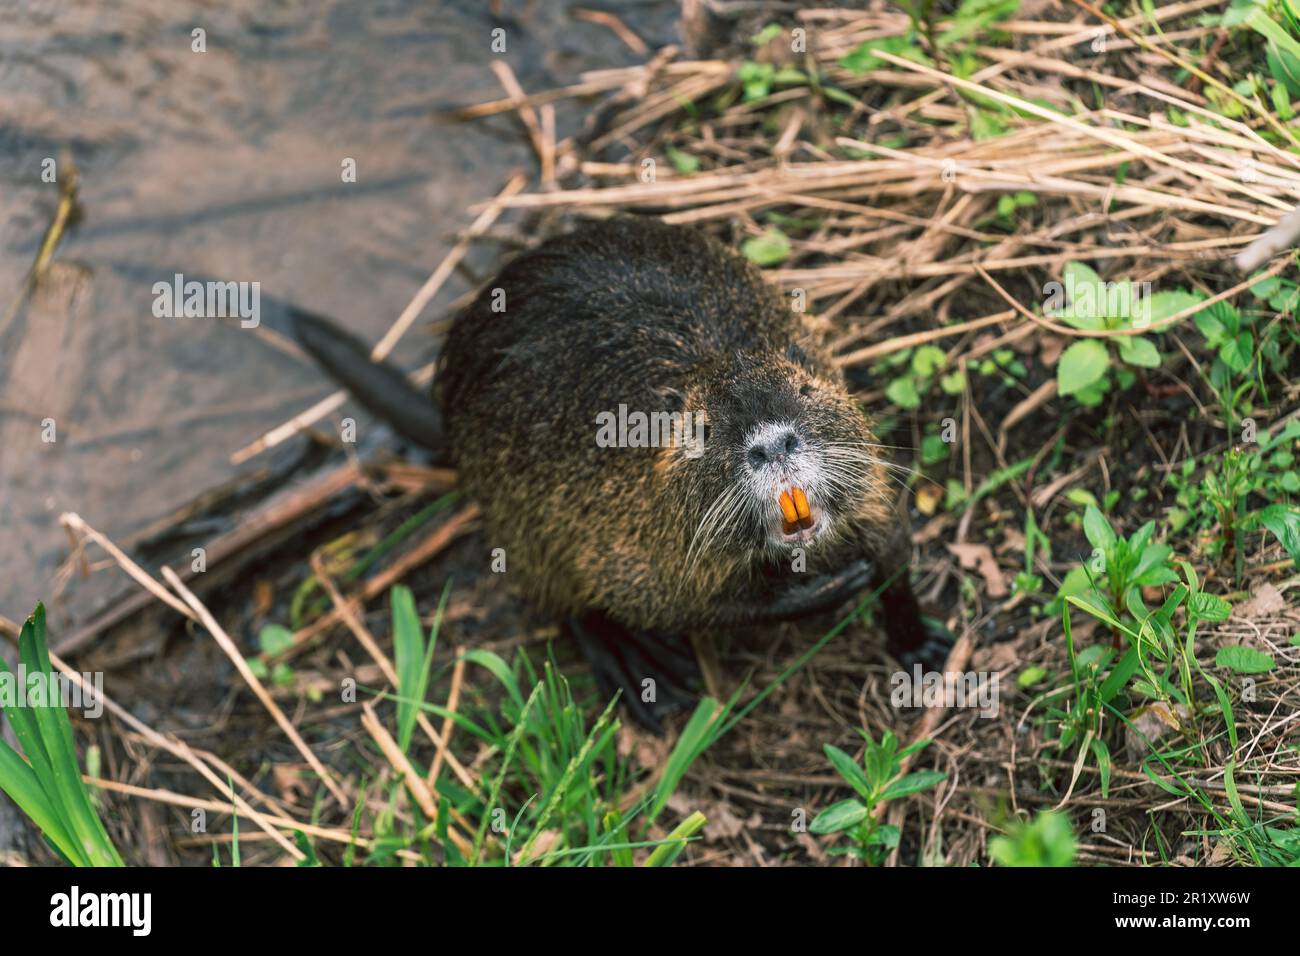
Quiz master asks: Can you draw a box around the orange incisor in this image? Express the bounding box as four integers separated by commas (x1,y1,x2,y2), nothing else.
779,486,814,533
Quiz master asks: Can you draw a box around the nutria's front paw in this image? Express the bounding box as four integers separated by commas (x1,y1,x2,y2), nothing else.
779,558,876,617
567,614,700,734
892,616,956,672
725,558,875,625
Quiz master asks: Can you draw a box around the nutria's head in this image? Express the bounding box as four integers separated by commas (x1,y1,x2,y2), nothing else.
659,345,888,565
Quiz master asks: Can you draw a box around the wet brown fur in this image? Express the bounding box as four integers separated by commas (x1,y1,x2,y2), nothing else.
439,218,908,633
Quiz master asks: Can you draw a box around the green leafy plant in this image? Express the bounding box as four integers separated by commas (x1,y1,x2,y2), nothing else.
750,22,783,47
1039,601,1134,798
1216,645,1276,673
882,344,964,409
0,603,123,866
993,189,1037,227
1193,300,1260,395
1039,517,1219,791
936,0,1021,47
973,346,1025,386
664,144,700,175
1013,509,1051,598
1257,501,1300,567
837,0,1018,78
1225,0,1300,104
839,35,931,74
920,425,953,467
1055,559,1237,765
1067,505,1179,641
810,730,947,864
989,810,1077,866
741,226,792,265
943,455,1033,513
248,624,296,688
1166,423,1300,563
1119,564,1233,728
1202,449,1254,571
1059,547,1299,867
735,60,807,102
1247,271,1300,317
1050,262,1167,405
1180,280,1298,432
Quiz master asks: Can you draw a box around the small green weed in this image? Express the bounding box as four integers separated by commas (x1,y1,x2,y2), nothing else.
810,729,947,864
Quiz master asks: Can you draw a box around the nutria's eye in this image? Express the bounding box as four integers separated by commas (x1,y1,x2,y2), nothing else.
799,382,814,397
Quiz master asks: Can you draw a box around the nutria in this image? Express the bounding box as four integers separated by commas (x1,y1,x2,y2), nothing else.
293,217,951,728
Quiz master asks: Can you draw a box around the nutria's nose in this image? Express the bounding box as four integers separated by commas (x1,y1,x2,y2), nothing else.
747,427,801,470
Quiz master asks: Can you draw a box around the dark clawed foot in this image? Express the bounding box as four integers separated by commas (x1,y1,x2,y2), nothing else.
762,557,875,622
566,613,701,733
891,615,957,673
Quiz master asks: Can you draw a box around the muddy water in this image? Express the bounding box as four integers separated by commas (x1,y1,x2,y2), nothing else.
0,0,678,626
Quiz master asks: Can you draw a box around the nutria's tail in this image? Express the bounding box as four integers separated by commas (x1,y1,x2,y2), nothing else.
289,308,446,455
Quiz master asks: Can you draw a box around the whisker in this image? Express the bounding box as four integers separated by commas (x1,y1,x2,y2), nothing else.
680,481,744,588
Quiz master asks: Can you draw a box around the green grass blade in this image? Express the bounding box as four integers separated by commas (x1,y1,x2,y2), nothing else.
228,776,241,867
17,604,122,865
650,697,723,823
391,585,425,753
0,647,71,845
0,739,82,863
472,681,543,864
409,581,452,749
459,649,525,712
643,811,707,866
514,692,620,865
